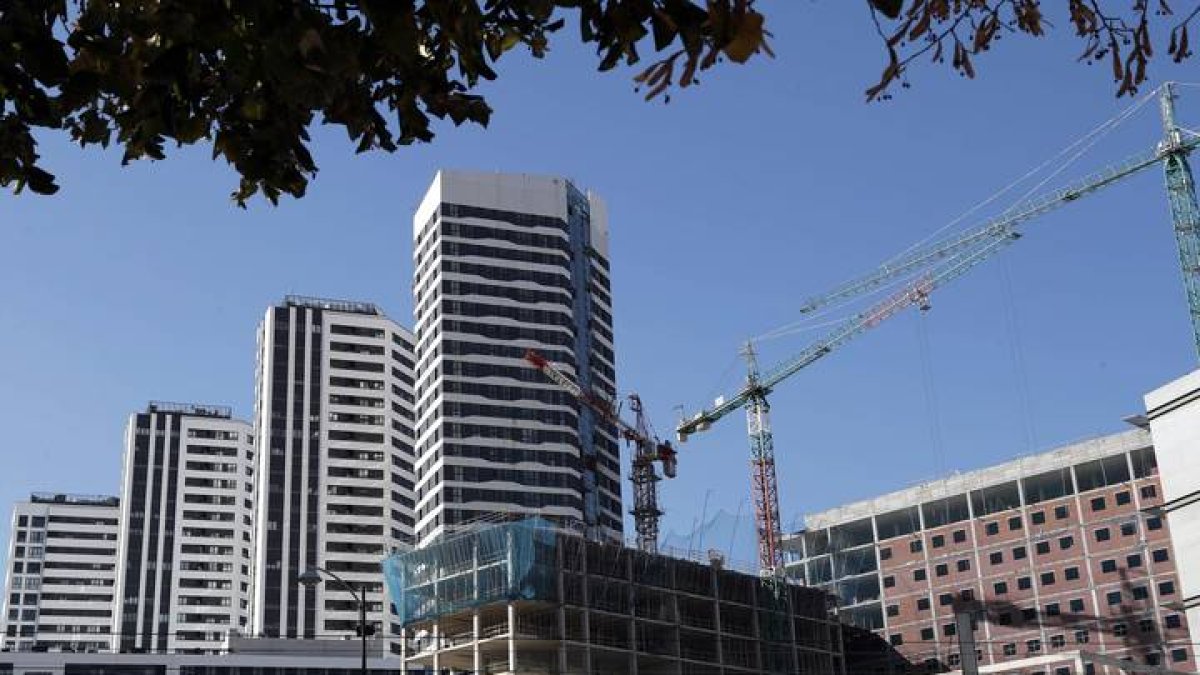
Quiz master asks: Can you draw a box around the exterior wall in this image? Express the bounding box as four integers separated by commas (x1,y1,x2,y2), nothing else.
1144,368,1200,636
113,403,255,654
783,429,1194,673
411,171,622,547
1,494,120,653
249,297,416,642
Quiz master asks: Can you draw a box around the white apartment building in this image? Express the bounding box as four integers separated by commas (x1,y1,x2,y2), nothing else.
1,493,120,653
249,296,416,642
112,402,255,654
411,171,622,546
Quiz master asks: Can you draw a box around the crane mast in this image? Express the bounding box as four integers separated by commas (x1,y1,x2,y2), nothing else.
677,83,1200,577
523,350,677,553
742,343,784,573
1160,82,1200,358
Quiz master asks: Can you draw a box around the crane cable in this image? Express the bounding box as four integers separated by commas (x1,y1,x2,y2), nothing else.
1000,256,1039,454
916,309,947,478
752,87,1163,347
887,87,1160,266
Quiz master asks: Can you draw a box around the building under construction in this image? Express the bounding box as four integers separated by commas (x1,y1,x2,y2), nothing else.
382,518,846,674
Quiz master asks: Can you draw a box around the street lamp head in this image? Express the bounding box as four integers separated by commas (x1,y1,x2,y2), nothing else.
297,569,323,587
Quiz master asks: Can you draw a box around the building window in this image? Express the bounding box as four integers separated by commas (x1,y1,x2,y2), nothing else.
1121,522,1138,536
1059,535,1074,550
957,559,970,572
1032,511,1046,525
1101,559,1117,573
1153,548,1170,563
910,540,923,553
960,589,974,602
1018,576,1032,590
1127,553,1143,568
1148,516,1163,530
889,634,903,646
948,654,961,667
932,534,945,548
883,575,896,588
943,623,956,637
1160,581,1177,596
1022,608,1037,623
1013,545,1027,560
1040,571,1056,586
1003,643,1017,656
1045,602,1060,616
1027,639,1042,654
1065,566,1080,581
921,627,935,641
997,612,1013,625
939,593,953,606
917,597,930,611
1166,615,1182,629
887,604,899,617
1095,528,1111,542
994,581,1008,595
1139,618,1155,633
1051,634,1066,648
1132,586,1149,600
914,569,927,582
990,551,1003,565
986,522,1000,536
880,547,892,561
953,529,966,543
1036,541,1051,555
1054,505,1069,519
1009,516,1023,531
1107,591,1122,605
1075,629,1089,643
1141,485,1157,499
1172,649,1188,663
1116,491,1132,505
1091,497,1106,511
1069,598,1085,613
935,563,948,577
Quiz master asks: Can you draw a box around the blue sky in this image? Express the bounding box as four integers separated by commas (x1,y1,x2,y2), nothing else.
2,4,1199,568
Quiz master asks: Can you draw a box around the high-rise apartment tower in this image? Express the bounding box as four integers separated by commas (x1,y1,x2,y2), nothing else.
412,171,621,546
249,296,416,641
113,402,255,654
1,493,120,654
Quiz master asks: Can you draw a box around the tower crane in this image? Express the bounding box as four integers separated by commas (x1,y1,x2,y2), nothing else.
676,82,1200,576
523,349,677,553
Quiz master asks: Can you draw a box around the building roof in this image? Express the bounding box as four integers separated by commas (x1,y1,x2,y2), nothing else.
798,428,1151,531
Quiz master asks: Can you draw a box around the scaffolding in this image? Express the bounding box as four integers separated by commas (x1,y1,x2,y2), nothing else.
383,518,846,675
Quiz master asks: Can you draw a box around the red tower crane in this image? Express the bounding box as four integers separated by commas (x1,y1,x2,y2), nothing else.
523,349,677,553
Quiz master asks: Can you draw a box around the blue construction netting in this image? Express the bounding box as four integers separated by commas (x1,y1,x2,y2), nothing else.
382,518,560,625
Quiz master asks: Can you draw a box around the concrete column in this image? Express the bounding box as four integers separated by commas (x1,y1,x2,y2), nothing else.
508,602,517,673
432,622,440,672
711,562,724,672
628,552,638,675
581,542,593,675
473,611,482,674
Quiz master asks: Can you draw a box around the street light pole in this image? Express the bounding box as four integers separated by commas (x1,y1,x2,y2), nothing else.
297,567,369,675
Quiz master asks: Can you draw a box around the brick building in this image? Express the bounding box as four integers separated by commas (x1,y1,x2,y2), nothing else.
782,426,1193,674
